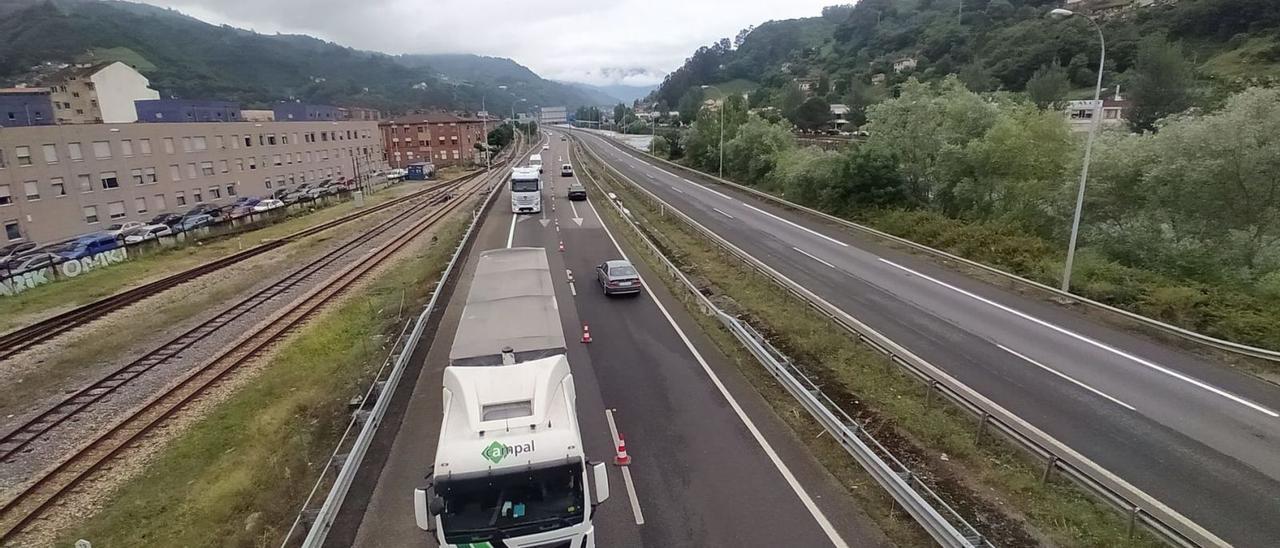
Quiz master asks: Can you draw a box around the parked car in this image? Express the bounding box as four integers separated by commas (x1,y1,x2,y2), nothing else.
176,214,214,232
44,233,120,260
0,241,39,264
104,221,146,238
318,179,345,195
596,259,642,296
567,182,587,201
252,199,285,212
3,253,62,275
560,164,574,177
123,224,173,244
285,183,315,203
272,188,293,201
183,203,223,220
149,213,184,227
228,197,262,218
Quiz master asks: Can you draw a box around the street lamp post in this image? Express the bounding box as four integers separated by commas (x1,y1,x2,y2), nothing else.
1049,8,1105,293
701,85,725,178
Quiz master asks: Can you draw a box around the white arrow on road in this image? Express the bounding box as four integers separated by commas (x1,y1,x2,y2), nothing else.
570,200,583,227
540,219,551,227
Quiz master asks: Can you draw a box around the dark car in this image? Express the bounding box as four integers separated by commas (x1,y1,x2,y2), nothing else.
149,213,184,227
4,252,62,275
567,183,587,201
44,233,120,260
596,259,642,296
0,241,39,264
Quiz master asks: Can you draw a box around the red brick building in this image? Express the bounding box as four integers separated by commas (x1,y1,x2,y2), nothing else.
380,113,491,169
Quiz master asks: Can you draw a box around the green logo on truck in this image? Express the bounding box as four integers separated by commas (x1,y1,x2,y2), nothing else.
481,440,535,464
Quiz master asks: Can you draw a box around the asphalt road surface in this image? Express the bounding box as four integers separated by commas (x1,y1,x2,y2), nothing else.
569,128,1280,546
339,133,885,548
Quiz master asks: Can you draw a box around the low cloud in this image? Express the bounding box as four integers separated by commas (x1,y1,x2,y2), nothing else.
142,0,834,86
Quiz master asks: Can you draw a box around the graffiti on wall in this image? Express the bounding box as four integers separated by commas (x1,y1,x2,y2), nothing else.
0,248,129,297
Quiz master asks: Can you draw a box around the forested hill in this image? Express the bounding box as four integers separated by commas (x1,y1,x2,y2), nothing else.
0,0,609,114
652,0,1280,120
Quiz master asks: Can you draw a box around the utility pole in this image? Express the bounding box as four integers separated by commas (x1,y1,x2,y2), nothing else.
482,96,491,171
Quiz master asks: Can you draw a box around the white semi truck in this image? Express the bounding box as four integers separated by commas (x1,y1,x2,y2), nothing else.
415,247,609,548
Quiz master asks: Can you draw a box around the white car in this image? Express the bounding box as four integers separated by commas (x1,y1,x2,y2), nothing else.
123,224,173,244
104,221,146,237
252,199,285,212
542,144,550,150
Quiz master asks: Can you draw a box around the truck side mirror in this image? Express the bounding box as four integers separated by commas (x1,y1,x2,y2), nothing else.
592,462,610,504
414,486,444,531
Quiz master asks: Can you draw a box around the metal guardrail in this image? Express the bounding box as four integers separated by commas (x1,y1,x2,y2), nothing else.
580,129,1280,364
570,132,1229,548
573,140,992,548
280,156,512,548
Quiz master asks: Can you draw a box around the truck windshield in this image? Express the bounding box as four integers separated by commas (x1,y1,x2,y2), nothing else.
439,461,584,543
511,179,539,193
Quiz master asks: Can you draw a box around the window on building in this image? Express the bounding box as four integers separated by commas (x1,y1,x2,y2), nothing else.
248,157,257,170
153,194,167,211
169,164,181,181
215,135,225,149
200,161,215,176
67,142,83,161
291,133,299,144
182,137,192,152
438,136,446,143
0,185,10,205
139,138,152,155
235,158,244,172
78,174,92,193
20,181,38,202
164,137,175,154
244,135,253,148
107,201,126,219
453,150,460,160
321,150,330,161
120,139,133,157
218,159,228,173
186,163,197,179
0,149,5,168
51,177,65,197
92,140,111,159
193,189,203,203
16,146,32,166
226,183,237,197
131,168,144,185
230,135,239,149
276,175,285,188
208,186,221,200
4,221,19,241
100,171,119,189
193,136,207,151
42,144,58,164
264,178,272,189
72,91,80,98
83,205,99,224
135,196,148,214
144,167,157,183
287,174,295,185
272,154,282,166
406,151,414,158
267,134,277,145
175,191,186,206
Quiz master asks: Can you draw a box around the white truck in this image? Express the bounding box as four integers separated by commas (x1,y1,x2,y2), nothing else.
415,247,609,548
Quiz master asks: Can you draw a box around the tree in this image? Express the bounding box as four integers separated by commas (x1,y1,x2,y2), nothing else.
723,114,795,184
650,135,672,158
1025,61,1070,109
778,83,805,121
958,62,996,92
677,87,705,125
1144,87,1280,269
487,123,514,149
793,97,834,132
826,149,910,213
1125,35,1195,133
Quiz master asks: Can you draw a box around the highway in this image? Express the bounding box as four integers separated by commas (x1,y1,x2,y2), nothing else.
570,128,1280,546
333,134,885,547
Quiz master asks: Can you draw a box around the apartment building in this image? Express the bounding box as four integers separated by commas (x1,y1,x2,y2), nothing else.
0,120,386,244
380,113,488,169
43,62,160,124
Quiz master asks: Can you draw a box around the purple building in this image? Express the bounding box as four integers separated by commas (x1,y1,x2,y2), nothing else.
273,103,342,122
135,99,241,123
0,88,55,127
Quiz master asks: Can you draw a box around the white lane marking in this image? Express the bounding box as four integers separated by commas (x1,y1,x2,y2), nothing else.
587,198,848,547
998,345,1136,411
880,258,1280,418
506,213,517,248
671,186,685,194
605,409,645,525
645,173,656,180
570,199,580,220
793,247,837,270
569,281,577,296
740,203,850,248
712,208,735,220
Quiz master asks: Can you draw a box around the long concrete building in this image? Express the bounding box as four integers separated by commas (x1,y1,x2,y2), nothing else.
0,120,386,245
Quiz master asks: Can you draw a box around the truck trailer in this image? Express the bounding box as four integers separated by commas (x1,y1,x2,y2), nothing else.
415,247,609,548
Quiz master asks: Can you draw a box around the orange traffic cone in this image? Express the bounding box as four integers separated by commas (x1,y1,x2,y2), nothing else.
581,323,592,343
614,434,631,466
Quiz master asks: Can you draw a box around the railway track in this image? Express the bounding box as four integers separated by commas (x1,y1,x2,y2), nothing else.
0,172,484,362
0,164,506,544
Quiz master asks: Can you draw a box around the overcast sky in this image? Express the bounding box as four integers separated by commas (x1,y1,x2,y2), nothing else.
138,0,835,87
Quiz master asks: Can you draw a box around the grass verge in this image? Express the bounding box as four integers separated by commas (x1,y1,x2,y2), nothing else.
0,176,468,333
56,216,470,548
577,146,1161,547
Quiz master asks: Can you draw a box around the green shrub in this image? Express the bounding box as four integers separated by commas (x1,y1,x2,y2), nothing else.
1138,286,1208,327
